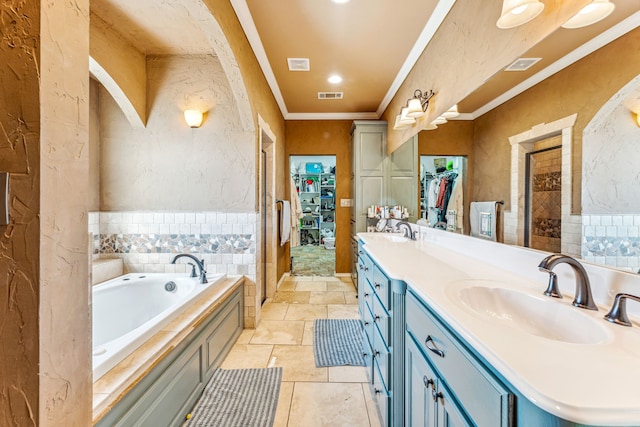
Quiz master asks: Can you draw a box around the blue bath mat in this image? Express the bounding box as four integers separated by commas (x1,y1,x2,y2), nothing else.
313,319,365,367
186,367,282,427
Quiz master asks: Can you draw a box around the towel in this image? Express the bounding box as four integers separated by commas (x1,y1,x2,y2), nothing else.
470,201,497,242
280,200,291,246
290,177,303,247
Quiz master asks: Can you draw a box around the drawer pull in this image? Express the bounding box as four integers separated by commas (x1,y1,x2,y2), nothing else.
374,315,380,322
433,390,443,403
364,267,369,272
374,388,382,395
363,320,370,326
422,375,434,390
364,292,369,297
425,335,445,358
374,282,381,289
359,250,363,255
374,350,380,358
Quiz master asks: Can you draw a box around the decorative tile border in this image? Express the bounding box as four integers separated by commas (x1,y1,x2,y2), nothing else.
582,214,640,271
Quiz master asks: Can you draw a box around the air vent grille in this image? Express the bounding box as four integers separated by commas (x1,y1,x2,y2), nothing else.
287,58,310,71
504,57,541,72
318,92,344,100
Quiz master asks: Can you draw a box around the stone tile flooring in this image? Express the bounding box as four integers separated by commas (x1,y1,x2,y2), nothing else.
290,245,336,276
220,275,381,427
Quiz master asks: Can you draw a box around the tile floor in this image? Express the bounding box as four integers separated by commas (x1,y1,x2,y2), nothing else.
219,275,381,427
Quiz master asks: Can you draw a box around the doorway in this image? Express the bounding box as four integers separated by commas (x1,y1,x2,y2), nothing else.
525,138,562,252
419,155,467,232
289,155,336,276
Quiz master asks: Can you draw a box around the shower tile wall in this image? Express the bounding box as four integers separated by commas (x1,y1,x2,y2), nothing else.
530,146,562,253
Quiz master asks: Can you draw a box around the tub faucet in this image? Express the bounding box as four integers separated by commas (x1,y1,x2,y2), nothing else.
171,254,208,284
395,220,416,240
538,254,597,311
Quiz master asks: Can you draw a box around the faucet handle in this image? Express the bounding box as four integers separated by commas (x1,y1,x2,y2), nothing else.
542,271,562,298
604,293,640,327
187,262,198,278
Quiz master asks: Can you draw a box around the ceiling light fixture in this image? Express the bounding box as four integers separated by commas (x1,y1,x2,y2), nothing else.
331,0,350,3
561,0,615,29
406,89,435,118
328,74,343,84
496,0,544,29
184,109,204,128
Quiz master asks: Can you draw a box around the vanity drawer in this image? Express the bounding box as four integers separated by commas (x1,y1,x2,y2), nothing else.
358,251,374,285
406,291,512,427
372,264,390,309
363,301,375,349
363,330,374,384
372,293,390,344
361,278,375,313
372,324,391,391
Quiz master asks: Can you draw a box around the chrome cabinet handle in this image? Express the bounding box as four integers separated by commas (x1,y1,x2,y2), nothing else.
374,388,382,395
422,375,434,390
374,282,381,289
364,292,369,297
433,390,443,403
425,335,445,358
374,315,380,322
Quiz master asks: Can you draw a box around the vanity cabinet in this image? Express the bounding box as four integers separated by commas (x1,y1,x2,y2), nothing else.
405,291,513,427
358,240,407,427
350,121,417,278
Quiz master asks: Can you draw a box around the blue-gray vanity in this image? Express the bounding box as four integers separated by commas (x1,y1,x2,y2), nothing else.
358,229,640,427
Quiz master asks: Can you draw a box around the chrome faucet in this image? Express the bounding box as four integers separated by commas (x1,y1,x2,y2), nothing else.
171,254,208,284
604,293,640,326
395,220,416,240
538,254,598,310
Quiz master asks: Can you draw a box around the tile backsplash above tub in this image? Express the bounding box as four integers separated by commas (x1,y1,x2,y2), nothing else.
89,211,256,279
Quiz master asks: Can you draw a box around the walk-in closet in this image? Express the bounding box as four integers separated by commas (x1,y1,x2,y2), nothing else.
289,155,336,276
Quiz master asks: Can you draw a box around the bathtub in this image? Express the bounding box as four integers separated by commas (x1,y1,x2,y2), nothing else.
92,272,226,381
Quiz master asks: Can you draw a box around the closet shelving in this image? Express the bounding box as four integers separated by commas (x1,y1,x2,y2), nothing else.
294,172,336,246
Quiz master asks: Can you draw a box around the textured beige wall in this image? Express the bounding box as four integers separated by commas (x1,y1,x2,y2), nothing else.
89,79,101,211
99,55,255,211
0,1,41,424
39,0,92,424
285,120,353,274
90,12,146,127
472,27,640,214
384,0,591,153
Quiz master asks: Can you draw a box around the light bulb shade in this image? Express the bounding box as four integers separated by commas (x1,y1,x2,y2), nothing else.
399,107,416,126
393,114,411,130
636,112,640,128
184,109,204,128
561,0,614,29
496,0,544,29
406,98,425,118
424,123,438,130
441,104,459,119
432,116,448,125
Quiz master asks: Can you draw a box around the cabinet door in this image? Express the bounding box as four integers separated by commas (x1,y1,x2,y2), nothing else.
406,334,437,427
436,385,471,427
357,130,386,175
387,135,418,220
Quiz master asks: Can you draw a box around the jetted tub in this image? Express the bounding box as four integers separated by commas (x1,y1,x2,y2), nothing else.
92,272,226,380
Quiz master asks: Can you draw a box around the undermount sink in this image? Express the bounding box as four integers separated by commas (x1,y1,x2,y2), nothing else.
450,283,612,345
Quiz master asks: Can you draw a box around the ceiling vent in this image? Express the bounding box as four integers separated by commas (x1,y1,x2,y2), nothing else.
318,92,344,100
287,58,310,71
504,57,541,72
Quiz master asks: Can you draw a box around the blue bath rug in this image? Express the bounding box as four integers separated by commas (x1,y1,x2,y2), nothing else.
313,318,365,367
186,367,282,427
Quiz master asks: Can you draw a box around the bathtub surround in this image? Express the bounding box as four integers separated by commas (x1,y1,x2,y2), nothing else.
90,210,259,326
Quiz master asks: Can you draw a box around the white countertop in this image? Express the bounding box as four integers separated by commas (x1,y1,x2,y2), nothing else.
358,231,640,426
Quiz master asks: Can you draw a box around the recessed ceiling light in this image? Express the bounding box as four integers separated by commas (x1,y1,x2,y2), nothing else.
328,75,343,84
331,0,350,3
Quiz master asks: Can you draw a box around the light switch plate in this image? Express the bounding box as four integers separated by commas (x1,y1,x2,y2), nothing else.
340,198,352,207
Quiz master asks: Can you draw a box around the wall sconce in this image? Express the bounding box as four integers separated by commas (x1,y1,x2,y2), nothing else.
562,0,615,29
184,109,204,128
441,104,459,119
393,107,416,130
406,89,435,118
635,112,640,127
432,116,448,125
496,0,544,29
